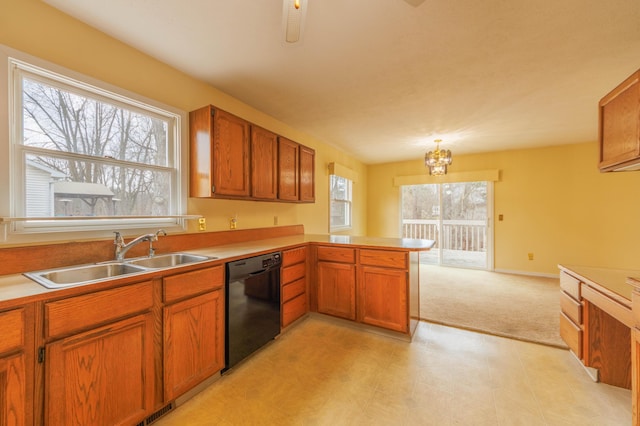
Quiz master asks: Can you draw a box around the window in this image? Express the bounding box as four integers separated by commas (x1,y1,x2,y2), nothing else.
5,55,186,237
329,174,352,231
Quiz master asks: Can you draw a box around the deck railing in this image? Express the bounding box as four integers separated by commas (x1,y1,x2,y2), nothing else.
402,219,487,252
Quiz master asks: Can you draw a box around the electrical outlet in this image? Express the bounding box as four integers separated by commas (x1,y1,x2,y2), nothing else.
528,253,534,261
198,217,206,231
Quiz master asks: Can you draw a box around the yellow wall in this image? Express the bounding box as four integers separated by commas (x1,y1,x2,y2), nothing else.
368,142,640,274
4,1,638,274
0,0,367,238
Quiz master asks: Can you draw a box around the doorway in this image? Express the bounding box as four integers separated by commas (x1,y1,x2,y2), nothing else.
401,181,492,269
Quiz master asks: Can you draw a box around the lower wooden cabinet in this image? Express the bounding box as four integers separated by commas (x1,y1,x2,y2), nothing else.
314,246,411,334
358,266,407,332
0,307,30,426
45,313,155,426
633,327,640,426
559,271,584,358
317,261,356,321
42,280,155,426
281,247,308,328
163,290,224,400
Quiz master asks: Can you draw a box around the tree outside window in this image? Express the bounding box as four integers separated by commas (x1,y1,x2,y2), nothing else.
9,58,182,234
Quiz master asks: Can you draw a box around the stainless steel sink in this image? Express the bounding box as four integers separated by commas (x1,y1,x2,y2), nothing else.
125,253,213,269
24,252,216,289
24,263,148,289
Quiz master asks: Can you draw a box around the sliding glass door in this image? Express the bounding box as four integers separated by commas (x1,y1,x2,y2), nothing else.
401,181,492,269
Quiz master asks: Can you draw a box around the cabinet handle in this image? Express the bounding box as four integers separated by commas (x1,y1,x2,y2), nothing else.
38,346,45,363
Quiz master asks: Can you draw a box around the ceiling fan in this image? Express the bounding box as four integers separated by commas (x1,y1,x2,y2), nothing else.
282,0,426,44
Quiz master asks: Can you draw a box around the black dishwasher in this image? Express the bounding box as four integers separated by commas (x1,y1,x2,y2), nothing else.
224,252,281,371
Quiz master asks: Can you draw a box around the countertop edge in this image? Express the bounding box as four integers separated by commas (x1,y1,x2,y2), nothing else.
0,234,435,308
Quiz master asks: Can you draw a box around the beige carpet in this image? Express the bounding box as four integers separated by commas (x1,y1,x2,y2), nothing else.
420,265,568,348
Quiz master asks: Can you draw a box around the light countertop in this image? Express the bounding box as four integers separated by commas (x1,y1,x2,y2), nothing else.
558,264,640,304
0,234,435,307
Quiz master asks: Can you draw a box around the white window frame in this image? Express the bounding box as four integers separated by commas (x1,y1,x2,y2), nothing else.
0,45,188,244
329,174,352,232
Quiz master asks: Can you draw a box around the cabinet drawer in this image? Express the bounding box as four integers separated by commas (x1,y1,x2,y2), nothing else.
560,271,581,301
282,277,305,302
283,293,306,327
317,246,355,263
560,312,582,359
560,290,582,325
45,281,153,339
164,265,224,303
283,247,306,267
0,308,24,354
359,249,407,269
282,262,305,285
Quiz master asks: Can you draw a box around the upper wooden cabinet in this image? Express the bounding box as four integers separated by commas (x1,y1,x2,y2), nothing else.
599,68,640,172
278,137,300,201
189,105,250,198
299,145,315,202
251,126,278,200
189,105,315,202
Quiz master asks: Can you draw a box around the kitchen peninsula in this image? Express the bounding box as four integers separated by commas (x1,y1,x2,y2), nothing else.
0,225,434,426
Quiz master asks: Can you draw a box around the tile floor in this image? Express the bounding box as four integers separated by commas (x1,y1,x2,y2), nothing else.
154,316,631,426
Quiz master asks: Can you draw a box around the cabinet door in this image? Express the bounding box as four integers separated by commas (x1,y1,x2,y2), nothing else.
45,313,154,426
278,137,299,201
317,262,356,320
189,106,250,197
358,266,408,333
164,290,224,401
213,109,250,197
299,145,315,202
251,126,278,200
599,70,640,171
0,352,26,426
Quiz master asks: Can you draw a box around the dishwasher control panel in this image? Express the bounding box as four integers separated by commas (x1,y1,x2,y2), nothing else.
262,253,281,269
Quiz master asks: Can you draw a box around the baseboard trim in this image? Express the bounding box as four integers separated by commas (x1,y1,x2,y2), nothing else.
493,268,559,279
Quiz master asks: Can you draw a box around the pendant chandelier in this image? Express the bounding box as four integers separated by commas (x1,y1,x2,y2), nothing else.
425,139,452,176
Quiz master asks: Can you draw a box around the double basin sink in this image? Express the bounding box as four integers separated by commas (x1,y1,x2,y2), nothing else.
25,253,216,289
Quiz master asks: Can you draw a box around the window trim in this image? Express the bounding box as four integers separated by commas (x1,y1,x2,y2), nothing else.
0,44,189,244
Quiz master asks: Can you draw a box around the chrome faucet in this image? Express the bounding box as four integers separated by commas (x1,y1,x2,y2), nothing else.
113,229,167,261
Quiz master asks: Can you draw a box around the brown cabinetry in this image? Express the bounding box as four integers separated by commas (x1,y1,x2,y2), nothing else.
163,266,225,401
189,105,315,202
44,281,155,426
251,126,278,200
0,306,33,426
314,246,411,334
559,271,583,358
358,250,408,333
281,247,308,328
278,138,316,203
599,68,640,171
278,137,300,201
316,246,357,321
189,105,250,198
299,145,315,202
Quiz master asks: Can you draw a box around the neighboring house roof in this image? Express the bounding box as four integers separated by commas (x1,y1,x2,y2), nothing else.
53,181,114,198
26,159,67,179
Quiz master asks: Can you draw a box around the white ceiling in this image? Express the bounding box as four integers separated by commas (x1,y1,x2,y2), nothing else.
44,0,640,164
